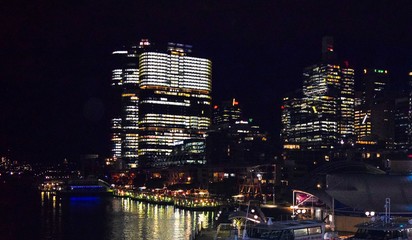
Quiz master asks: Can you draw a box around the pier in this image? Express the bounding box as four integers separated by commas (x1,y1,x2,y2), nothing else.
114,187,225,210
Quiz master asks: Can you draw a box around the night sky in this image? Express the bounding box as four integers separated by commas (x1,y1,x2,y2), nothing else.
1,1,412,163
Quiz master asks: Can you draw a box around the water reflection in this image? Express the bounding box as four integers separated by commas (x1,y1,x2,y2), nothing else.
40,193,215,240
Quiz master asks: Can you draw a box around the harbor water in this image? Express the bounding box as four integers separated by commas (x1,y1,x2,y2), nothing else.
0,184,216,240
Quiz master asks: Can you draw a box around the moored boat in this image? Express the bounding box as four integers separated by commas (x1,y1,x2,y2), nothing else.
215,219,326,239
215,203,326,240
349,218,412,239
57,177,113,197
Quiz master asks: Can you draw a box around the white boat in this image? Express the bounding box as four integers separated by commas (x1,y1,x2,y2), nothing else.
349,218,412,240
348,198,412,239
215,219,325,240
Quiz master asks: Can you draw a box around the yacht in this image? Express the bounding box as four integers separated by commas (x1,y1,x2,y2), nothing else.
215,220,325,239
349,218,412,240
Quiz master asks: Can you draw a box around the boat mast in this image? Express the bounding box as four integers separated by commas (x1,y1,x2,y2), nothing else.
384,198,391,224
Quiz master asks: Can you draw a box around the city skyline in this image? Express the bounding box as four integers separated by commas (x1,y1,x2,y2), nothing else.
1,1,412,162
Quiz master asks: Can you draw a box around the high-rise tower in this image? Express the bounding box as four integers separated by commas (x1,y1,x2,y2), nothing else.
111,40,212,168
281,37,355,151
111,44,142,168
354,68,393,143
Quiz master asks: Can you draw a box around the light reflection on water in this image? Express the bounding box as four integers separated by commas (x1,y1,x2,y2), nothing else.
41,192,215,240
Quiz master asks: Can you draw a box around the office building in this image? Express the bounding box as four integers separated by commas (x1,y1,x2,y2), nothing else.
111,40,212,168
394,95,409,151
281,37,355,151
354,68,393,144
111,45,141,168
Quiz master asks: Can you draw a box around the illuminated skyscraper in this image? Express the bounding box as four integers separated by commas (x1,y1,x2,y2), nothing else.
281,90,305,150
138,43,212,168
340,65,356,138
111,45,141,168
281,37,355,151
111,40,212,168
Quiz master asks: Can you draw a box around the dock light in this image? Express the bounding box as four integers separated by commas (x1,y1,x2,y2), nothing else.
302,209,307,214
370,211,375,217
297,209,301,214
251,209,255,213
365,211,370,216
254,215,258,219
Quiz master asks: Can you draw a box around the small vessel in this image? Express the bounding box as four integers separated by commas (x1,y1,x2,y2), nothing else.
215,202,325,240
57,177,113,197
349,198,412,240
349,218,412,240
215,220,325,239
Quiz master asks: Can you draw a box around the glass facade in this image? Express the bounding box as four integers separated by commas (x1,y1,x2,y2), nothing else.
111,48,140,168
292,63,354,149
281,53,355,150
111,40,212,168
340,67,355,139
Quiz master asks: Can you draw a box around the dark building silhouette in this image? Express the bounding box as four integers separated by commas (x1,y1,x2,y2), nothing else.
394,94,409,152
207,99,273,166
354,68,393,144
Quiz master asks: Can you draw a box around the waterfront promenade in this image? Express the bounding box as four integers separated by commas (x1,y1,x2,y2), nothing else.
114,187,225,211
